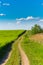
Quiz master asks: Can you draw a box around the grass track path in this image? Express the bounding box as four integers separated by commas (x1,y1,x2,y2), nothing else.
1,31,30,65
18,37,30,65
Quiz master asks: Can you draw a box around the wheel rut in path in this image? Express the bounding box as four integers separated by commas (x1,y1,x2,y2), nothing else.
18,37,30,65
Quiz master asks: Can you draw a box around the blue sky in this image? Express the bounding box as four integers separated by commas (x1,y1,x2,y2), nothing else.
0,0,43,30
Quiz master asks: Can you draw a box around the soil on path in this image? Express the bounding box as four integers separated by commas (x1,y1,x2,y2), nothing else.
18,38,30,65
0,33,30,65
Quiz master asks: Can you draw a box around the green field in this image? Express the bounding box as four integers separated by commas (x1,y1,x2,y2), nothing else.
0,30,24,47
5,39,20,65
21,31,43,65
0,30,43,65
0,30,24,65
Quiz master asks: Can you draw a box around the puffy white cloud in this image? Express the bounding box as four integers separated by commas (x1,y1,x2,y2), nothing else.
16,16,40,21
0,1,10,6
16,16,33,21
0,13,6,16
3,3,10,6
0,16,43,30
26,16,34,20
16,16,43,29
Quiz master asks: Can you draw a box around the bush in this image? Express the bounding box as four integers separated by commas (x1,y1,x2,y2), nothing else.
31,24,42,34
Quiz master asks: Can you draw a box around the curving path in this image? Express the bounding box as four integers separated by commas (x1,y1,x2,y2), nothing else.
18,38,30,65
1,36,30,65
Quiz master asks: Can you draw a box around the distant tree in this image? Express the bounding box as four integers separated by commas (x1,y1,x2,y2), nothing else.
31,24,42,34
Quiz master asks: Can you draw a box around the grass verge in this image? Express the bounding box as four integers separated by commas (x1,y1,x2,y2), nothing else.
21,31,43,65
0,30,24,65
5,40,20,65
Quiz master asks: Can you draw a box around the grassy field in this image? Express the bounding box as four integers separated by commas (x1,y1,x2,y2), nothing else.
0,30,24,65
5,39,20,65
21,31,43,65
0,30,24,47
0,30,43,65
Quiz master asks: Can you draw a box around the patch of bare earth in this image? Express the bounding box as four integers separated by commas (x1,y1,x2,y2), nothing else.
29,33,43,43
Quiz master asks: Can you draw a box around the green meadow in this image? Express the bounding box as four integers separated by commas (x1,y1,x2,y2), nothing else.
0,30,24,65
0,24,43,65
0,30,23,47
21,31,43,65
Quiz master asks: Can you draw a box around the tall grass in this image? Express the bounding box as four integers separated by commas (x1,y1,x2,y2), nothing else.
21,31,43,65
0,30,24,47
5,41,20,65
0,30,24,65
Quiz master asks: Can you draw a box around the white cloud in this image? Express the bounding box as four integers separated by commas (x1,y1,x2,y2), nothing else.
16,16,33,21
0,17,43,30
3,3,10,6
16,16,43,29
0,13,6,16
0,1,10,6
26,16,34,20
16,16,40,21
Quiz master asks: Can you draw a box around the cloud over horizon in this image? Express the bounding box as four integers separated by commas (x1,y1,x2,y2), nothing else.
16,16,43,24
0,16,43,30
16,16,40,21
16,16,43,29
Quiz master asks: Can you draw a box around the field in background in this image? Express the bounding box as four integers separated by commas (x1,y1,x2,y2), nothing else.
0,30,43,65
0,30,24,47
0,30,24,65
21,31,43,65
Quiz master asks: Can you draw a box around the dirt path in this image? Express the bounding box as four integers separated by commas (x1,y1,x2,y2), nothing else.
18,38,30,65
0,31,30,65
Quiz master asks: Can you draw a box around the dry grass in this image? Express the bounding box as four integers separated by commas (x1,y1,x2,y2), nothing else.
22,32,43,65
29,33,43,43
